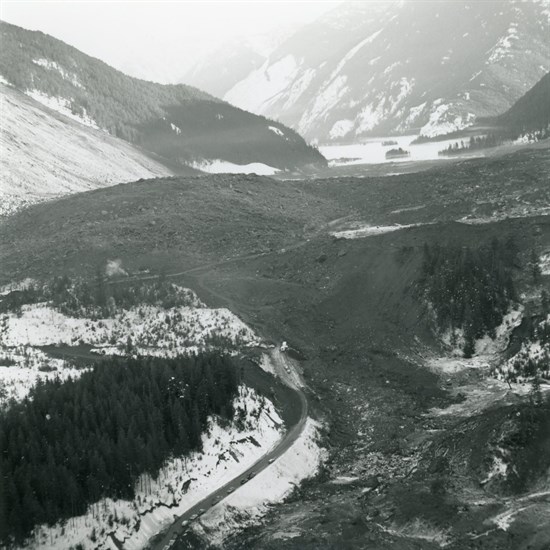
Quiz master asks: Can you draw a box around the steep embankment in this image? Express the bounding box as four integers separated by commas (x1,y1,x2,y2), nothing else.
0,83,174,215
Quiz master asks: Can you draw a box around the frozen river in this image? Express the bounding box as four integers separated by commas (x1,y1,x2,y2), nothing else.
319,135,477,166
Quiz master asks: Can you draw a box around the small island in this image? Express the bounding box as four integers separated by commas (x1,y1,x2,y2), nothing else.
385,147,411,159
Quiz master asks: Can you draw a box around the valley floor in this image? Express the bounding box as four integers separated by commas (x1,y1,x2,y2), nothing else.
1,146,549,549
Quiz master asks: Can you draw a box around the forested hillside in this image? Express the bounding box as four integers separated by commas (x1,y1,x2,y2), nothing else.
0,21,325,172
0,354,240,543
419,237,518,356
489,72,550,135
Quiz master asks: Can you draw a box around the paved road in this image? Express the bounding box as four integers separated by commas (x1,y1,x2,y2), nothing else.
150,350,308,550
59,228,318,549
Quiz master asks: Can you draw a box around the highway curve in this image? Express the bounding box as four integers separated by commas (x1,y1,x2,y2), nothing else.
149,348,308,550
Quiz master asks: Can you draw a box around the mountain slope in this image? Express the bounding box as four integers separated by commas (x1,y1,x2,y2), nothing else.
181,39,270,99
0,21,325,172
490,72,550,134
0,83,174,216
224,0,550,143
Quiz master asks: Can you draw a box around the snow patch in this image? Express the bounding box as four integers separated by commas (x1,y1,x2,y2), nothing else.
420,100,475,138
191,159,280,176
32,58,83,88
193,418,327,546
268,125,284,136
355,101,385,133
224,55,299,113
487,24,519,63
332,223,427,240
0,347,82,405
329,29,383,81
25,89,99,129
329,119,355,139
170,122,182,135
298,75,348,136
0,299,260,369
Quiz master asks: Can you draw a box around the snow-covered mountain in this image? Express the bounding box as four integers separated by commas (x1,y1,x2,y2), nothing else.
0,83,173,216
180,29,296,98
224,0,550,143
0,21,325,176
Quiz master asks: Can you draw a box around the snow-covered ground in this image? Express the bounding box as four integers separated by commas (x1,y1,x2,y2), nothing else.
319,135,476,166
0,288,261,407
426,308,533,417
190,159,280,176
0,347,83,403
23,387,285,550
0,302,259,356
496,313,550,382
193,418,327,547
458,205,550,226
331,222,426,239
429,308,523,369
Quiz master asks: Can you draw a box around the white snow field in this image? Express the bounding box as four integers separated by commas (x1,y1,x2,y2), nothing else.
0,302,259,356
0,83,171,215
0,347,83,403
191,159,280,176
331,221,434,240
319,135,478,166
23,387,285,550
0,288,260,407
193,418,327,547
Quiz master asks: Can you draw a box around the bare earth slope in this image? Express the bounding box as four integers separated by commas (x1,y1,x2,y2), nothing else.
0,83,173,215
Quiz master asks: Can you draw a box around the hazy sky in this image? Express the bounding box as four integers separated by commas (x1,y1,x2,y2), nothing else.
0,1,341,82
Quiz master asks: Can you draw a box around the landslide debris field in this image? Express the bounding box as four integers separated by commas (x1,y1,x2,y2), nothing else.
1,146,550,550
0,147,548,283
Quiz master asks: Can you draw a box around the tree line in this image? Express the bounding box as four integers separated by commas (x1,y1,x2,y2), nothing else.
0,353,240,543
0,274,198,318
438,134,504,156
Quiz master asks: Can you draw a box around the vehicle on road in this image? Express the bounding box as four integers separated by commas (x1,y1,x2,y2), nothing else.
189,514,198,521
181,520,188,528
240,478,246,485
268,458,275,464
227,487,234,494
247,471,256,480
199,508,206,515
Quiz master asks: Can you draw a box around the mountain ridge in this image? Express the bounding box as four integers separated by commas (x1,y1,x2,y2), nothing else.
489,71,550,134
223,0,549,143
0,20,325,173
